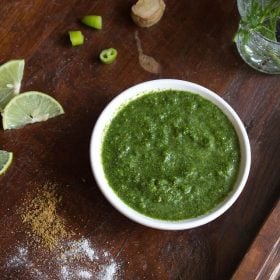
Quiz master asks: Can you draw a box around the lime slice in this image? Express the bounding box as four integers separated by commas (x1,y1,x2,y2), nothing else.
0,150,13,175
0,60,25,111
2,91,64,130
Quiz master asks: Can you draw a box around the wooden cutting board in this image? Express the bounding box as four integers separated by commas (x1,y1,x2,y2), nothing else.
233,200,280,280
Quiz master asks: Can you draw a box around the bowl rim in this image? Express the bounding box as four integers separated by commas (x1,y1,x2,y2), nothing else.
90,79,251,230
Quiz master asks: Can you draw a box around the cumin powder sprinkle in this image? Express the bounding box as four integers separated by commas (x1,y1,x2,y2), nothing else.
21,182,71,250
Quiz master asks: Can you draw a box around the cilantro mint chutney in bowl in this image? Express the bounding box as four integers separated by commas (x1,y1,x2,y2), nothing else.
90,79,251,230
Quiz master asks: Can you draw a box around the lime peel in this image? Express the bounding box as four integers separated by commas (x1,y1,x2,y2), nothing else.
2,91,64,130
0,59,25,111
0,150,13,176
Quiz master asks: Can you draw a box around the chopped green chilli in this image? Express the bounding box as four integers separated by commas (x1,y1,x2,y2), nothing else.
81,15,102,30
68,31,84,46
99,48,118,64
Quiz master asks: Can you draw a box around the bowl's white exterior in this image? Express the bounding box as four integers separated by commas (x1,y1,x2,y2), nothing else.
90,79,251,230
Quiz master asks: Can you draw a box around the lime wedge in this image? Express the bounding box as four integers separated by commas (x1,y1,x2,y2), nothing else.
2,91,64,130
0,150,13,175
0,60,25,111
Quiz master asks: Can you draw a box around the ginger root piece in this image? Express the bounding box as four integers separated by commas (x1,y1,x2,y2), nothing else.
131,0,166,28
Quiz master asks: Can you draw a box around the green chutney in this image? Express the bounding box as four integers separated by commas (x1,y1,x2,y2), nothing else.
102,90,240,220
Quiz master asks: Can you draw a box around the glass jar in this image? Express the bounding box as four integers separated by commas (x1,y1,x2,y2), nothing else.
235,0,280,74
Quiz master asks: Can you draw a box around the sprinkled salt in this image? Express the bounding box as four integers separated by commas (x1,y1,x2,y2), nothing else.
6,246,28,267
77,270,92,278
5,246,48,279
103,251,109,257
5,238,120,280
79,239,97,261
60,266,70,279
98,262,118,280
62,238,99,261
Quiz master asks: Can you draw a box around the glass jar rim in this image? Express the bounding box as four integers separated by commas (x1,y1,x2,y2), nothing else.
241,24,280,45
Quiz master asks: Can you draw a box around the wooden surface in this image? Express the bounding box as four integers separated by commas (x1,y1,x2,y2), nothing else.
232,200,280,280
0,0,279,279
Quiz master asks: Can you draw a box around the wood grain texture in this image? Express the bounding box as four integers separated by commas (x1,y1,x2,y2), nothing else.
0,0,279,279
232,200,280,280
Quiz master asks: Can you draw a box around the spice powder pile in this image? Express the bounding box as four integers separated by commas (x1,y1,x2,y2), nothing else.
20,182,71,250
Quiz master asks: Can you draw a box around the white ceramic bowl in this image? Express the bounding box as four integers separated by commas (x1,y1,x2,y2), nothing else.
90,79,251,230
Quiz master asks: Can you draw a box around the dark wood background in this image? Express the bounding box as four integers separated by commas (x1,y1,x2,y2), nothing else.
0,0,279,279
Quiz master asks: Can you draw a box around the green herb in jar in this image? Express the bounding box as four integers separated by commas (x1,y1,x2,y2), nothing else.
234,0,280,43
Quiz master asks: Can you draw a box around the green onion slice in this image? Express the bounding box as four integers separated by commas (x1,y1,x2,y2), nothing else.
99,48,118,64
81,15,102,30
68,30,84,46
